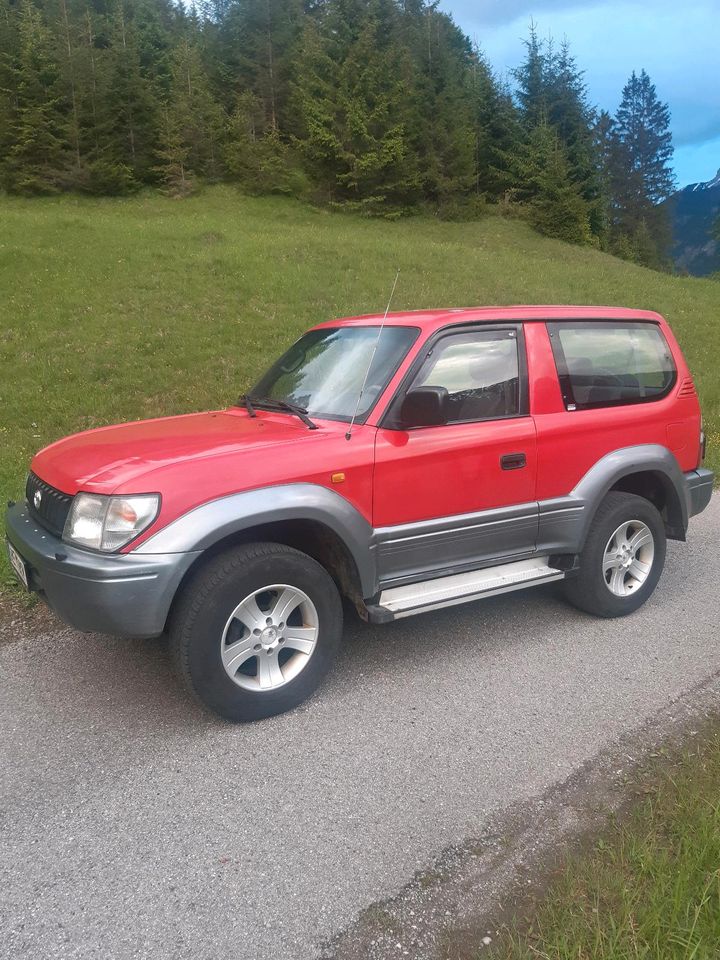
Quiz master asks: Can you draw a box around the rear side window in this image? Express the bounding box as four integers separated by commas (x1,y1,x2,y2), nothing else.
547,322,677,410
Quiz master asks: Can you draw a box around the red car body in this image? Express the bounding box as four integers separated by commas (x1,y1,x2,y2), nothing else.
30,306,702,547
7,303,713,720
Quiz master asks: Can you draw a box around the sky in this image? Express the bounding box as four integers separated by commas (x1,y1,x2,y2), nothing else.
441,0,720,189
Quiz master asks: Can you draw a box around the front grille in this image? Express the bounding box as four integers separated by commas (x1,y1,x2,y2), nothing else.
26,473,73,538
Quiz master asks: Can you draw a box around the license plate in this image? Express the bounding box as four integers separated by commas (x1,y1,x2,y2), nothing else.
7,540,29,591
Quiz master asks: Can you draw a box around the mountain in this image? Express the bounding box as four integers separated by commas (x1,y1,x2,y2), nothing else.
666,168,720,276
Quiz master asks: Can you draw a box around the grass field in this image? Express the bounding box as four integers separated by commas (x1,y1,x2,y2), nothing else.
489,729,720,960
1,186,718,590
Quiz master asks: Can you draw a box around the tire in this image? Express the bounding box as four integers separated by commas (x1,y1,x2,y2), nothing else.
169,542,343,721
562,492,666,618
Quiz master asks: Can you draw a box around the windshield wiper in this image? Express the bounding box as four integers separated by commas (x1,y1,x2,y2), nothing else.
238,395,318,430
238,394,257,418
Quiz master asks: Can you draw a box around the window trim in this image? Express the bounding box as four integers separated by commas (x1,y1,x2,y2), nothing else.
380,323,529,430
546,320,678,411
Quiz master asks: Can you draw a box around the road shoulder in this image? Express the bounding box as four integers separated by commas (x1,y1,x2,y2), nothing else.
324,668,720,960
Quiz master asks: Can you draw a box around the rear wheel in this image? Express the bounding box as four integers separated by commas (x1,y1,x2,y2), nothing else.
169,542,343,721
562,492,666,618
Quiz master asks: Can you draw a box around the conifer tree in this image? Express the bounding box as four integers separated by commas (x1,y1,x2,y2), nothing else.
514,29,599,237
159,36,225,185
293,0,419,211
225,90,302,194
155,104,193,195
471,51,522,200
514,122,591,244
412,7,475,210
5,0,68,193
222,0,303,128
546,40,601,229
54,0,83,179
0,0,19,174
610,68,675,267
94,0,158,188
513,23,546,130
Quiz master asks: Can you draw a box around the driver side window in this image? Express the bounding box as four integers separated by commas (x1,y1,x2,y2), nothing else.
413,329,521,423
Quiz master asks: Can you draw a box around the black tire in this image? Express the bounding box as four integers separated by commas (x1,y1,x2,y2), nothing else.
169,542,343,722
562,492,666,618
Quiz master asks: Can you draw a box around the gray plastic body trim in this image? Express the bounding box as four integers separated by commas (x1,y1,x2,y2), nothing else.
374,501,538,584
538,444,690,554
5,502,199,638
136,483,377,597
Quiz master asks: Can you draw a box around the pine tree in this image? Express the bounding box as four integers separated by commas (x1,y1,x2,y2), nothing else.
4,0,68,194
0,0,19,176
53,0,83,181
225,90,303,194
221,0,304,127
158,36,225,186
409,5,476,211
513,23,546,131
547,40,601,231
0,0,674,261
81,0,162,191
471,50,522,200
514,122,591,244
514,29,600,237
610,69,675,267
292,0,419,211
592,109,615,242
155,103,193,195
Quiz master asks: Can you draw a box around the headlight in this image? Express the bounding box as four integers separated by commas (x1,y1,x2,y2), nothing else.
63,493,160,551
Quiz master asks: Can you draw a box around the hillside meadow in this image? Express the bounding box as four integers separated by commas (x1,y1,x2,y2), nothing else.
1,186,718,591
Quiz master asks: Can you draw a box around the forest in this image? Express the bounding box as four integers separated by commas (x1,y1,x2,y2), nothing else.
0,0,676,268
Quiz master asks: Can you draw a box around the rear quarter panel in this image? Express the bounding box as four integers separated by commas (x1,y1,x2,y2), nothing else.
526,318,701,502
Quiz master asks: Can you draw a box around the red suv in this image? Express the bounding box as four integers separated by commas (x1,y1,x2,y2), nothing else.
6,306,713,721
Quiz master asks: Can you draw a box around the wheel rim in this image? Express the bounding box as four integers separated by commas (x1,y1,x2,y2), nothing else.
220,584,319,692
602,520,655,598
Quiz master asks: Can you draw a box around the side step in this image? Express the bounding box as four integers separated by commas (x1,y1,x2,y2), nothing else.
372,558,564,621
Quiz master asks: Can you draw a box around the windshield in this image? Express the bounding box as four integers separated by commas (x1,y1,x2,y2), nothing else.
250,325,419,423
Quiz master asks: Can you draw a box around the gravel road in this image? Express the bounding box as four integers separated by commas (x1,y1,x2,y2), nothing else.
2,496,718,960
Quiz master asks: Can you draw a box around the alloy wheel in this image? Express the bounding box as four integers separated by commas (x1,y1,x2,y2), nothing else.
602,520,655,598
220,584,319,692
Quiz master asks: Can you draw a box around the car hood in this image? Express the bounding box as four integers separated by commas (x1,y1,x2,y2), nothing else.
31,408,336,495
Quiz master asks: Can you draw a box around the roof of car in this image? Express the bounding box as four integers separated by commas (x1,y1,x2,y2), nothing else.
313,305,664,333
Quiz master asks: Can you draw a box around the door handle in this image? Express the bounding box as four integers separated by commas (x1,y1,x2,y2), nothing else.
501,452,526,470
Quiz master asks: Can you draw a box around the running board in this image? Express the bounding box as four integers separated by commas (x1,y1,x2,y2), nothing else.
369,558,564,621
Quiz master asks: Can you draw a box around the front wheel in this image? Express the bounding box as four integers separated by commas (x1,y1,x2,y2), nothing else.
562,492,666,618
169,542,343,721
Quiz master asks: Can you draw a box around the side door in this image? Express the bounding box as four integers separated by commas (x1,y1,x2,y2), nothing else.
373,324,538,585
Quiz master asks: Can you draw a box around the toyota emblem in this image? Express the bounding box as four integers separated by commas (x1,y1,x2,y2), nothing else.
33,490,42,510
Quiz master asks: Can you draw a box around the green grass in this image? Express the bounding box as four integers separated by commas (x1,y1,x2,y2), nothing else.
490,732,720,960
1,186,718,591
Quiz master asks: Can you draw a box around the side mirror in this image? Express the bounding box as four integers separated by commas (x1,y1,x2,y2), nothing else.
398,386,449,427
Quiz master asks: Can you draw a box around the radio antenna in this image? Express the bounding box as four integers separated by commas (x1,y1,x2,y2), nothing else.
345,269,400,441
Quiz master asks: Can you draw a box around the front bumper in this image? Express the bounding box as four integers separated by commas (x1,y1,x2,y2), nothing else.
5,502,200,638
685,467,714,519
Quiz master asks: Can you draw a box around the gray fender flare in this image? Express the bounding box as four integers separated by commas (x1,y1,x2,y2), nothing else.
135,483,377,597
572,444,688,547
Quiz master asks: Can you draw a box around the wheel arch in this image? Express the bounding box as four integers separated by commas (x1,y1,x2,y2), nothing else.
135,484,377,622
573,445,689,548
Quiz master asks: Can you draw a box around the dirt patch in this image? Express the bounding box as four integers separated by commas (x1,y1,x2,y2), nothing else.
0,593,61,645
322,670,720,960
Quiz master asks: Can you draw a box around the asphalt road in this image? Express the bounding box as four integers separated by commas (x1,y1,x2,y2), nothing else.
2,496,719,960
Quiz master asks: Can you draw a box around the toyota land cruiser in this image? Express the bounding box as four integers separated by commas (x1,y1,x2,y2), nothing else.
5,306,713,721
